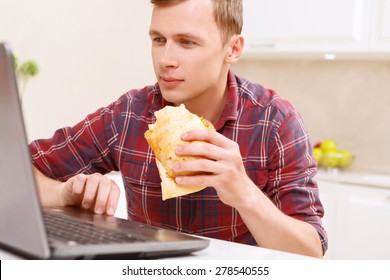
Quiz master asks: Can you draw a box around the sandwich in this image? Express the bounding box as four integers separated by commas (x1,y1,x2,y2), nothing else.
144,104,214,200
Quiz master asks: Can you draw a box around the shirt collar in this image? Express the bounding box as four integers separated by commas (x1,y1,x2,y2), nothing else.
148,85,172,114
213,70,239,130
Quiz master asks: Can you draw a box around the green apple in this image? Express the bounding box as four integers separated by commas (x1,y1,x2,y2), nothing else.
338,150,353,168
320,139,338,153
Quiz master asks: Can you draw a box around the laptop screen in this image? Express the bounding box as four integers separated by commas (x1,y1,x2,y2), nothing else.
0,42,50,258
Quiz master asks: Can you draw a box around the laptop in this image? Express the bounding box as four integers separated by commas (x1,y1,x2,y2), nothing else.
0,42,209,259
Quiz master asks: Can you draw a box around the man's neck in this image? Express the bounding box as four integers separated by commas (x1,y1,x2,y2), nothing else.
180,72,229,125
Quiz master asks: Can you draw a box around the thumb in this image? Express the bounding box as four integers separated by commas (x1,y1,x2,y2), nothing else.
60,174,87,206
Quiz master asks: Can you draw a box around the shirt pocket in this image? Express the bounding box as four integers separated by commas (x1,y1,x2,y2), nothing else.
120,159,161,189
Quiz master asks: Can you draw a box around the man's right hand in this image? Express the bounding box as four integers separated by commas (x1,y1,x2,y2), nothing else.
34,167,120,216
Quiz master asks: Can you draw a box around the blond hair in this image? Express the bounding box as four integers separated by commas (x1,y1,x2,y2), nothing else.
150,0,243,44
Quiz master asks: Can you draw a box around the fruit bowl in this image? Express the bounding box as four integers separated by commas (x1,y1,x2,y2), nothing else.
313,140,354,169
320,151,353,169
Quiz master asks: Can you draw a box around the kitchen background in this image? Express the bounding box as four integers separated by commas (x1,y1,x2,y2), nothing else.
1,0,390,259
233,59,390,175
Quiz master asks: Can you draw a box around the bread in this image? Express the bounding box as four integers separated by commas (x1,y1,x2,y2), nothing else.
144,104,214,200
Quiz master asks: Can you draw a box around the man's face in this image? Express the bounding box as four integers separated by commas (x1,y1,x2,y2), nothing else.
149,0,229,106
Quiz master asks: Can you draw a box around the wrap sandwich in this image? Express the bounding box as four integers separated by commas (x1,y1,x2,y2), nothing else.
144,104,214,200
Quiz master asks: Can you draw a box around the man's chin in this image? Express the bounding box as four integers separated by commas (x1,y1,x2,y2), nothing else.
160,89,186,105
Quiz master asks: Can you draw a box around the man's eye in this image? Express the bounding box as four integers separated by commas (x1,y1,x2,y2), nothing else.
181,39,195,46
153,37,166,43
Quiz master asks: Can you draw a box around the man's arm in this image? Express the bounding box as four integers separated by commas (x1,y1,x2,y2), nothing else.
231,181,323,258
33,166,120,216
172,130,323,258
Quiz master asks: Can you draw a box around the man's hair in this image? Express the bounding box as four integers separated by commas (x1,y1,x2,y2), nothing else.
150,0,243,44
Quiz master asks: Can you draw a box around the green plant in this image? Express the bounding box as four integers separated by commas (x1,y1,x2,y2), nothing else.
13,53,40,100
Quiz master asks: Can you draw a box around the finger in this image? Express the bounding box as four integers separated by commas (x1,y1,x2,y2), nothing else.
173,158,220,175
68,173,87,195
176,141,225,161
61,174,87,206
106,181,120,216
93,176,112,214
81,174,101,210
175,173,219,187
181,129,231,148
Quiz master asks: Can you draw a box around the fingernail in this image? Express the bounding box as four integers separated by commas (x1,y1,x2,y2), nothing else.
95,207,103,214
175,146,182,154
175,177,182,183
107,207,115,216
173,163,180,171
82,202,91,209
181,132,189,139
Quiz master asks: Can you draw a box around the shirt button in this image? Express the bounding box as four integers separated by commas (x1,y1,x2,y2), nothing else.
142,174,147,181
192,225,198,233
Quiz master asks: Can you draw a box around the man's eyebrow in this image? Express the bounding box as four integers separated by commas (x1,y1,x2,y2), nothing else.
175,33,202,41
149,30,162,37
149,30,202,41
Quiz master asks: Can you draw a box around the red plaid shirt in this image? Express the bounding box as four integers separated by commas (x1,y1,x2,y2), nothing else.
30,71,327,253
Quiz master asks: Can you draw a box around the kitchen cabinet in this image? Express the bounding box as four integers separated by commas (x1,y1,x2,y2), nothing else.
242,0,389,59
317,180,337,259
371,0,390,51
317,173,390,259
334,183,390,259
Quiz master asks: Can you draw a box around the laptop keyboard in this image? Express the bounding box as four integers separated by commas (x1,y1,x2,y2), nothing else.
43,210,145,245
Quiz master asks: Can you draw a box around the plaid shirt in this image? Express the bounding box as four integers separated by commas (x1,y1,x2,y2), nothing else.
30,71,327,253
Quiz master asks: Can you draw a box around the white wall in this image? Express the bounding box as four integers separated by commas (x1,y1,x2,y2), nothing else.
2,1,389,176
0,0,156,140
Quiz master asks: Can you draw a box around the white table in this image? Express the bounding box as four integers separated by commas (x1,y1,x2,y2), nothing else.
162,237,312,260
0,236,311,260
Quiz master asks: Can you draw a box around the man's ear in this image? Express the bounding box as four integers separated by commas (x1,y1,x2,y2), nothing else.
225,35,245,64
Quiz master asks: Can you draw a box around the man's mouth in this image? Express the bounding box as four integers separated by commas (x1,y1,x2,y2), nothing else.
160,76,184,87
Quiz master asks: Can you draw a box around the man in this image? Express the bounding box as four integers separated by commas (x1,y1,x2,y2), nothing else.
31,0,327,258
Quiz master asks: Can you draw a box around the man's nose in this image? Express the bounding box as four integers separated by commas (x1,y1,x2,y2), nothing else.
160,41,179,68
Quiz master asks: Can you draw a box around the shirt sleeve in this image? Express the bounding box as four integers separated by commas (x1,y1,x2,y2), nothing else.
30,102,120,181
265,108,328,255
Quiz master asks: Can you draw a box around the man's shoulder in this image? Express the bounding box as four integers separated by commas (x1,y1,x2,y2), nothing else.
109,83,162,113
105,83,162,122
233,73,297,117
